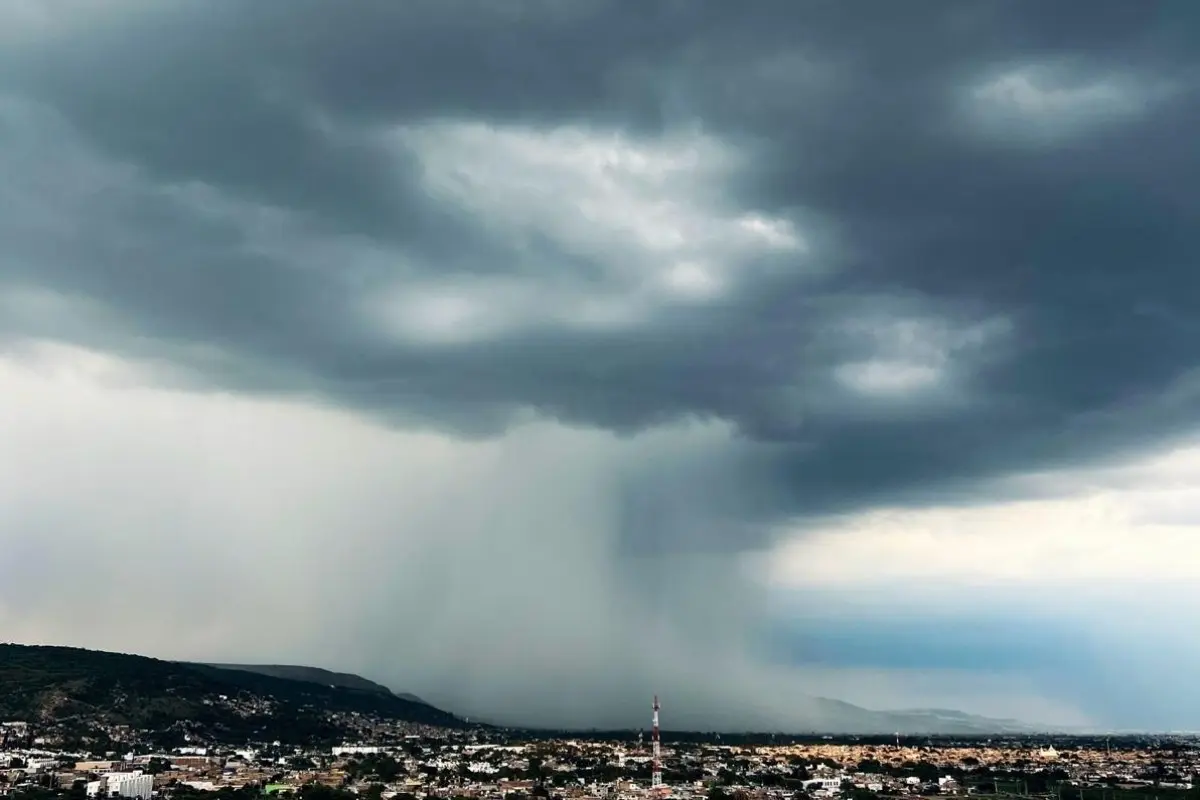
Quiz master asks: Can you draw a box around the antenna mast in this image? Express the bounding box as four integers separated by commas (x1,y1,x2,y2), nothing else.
652,694,663,792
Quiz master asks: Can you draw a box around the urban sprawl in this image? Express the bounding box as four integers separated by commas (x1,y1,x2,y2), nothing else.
3,718,1199,800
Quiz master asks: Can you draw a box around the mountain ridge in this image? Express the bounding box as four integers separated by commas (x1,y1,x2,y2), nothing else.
846,704,1041,734
198,669,1041,733
199,663,432,707
3,644,1042,736
0,643,464,746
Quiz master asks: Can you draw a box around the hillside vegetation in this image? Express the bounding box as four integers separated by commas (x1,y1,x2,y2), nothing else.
0,643,463,746
202,664,434,707
202,664,397,697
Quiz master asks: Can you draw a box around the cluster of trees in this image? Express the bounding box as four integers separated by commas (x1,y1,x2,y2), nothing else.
1055,789,1200,800
694,754,1142,797
342,753,406,783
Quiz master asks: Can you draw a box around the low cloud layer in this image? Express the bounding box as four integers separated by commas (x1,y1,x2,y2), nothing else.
2,1,1199,730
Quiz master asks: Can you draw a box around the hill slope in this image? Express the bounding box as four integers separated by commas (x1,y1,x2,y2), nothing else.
1,644,1038,738
0,643,463,746
202,663,400,698
201,664,433,707
808,697,1038,734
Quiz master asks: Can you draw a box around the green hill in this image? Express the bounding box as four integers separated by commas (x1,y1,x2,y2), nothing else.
200,663,430,707
201,663,392,696
0,643,464,746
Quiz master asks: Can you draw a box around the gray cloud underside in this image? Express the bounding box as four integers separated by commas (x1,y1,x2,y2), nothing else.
2,0,1200,538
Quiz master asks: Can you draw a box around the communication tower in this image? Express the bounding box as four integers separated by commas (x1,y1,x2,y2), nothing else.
651,694,663,792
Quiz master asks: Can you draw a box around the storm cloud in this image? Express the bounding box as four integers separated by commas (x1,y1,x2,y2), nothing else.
2,0,1199,730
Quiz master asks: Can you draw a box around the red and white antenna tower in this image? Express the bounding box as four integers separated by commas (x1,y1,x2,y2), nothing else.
651,694,663,791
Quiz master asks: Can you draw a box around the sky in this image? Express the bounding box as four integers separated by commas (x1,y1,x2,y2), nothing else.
1,0,1199,732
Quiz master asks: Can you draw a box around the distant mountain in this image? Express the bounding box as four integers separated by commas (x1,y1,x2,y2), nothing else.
808,698,1039,734
880,707,1040,733
481,697,1041,736
0,643,464,746
1,643,1039,740
202,664,433,708
207,665,1013,734
395,691,431,705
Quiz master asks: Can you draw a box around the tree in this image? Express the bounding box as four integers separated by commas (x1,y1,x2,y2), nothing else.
146,757,172,775
296,783,356,800
375,755,403,783
528,756,546,785
910,761,940,783
717,768,743,786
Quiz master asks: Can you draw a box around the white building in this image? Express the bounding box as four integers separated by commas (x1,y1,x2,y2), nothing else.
88,772,154,800
332,746,382,756
804,777,844,793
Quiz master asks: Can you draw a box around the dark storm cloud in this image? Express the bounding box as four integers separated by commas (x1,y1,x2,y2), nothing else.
2,0,1200,535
